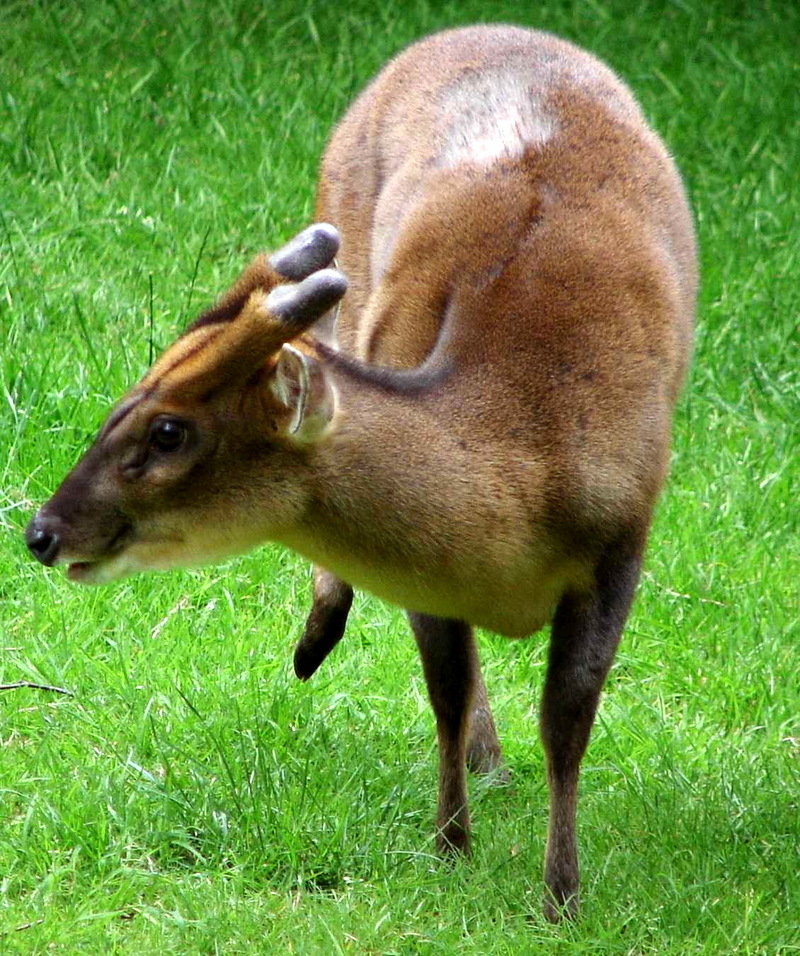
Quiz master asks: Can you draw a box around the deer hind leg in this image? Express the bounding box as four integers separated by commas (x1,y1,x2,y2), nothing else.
465,650,504,777
409,614,504,854
294,567,353,680
540,537,644,921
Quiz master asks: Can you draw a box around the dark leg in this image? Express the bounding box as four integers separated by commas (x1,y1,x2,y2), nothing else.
540,537,644,921
294,567,353,680
295,573,501,767
409,614,502,854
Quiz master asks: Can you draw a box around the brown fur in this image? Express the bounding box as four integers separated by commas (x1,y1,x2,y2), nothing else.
26,26,696,920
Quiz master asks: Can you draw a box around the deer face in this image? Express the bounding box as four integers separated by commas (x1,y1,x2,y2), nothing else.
25,226,346,584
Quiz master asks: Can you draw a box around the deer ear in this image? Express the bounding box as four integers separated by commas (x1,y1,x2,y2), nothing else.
270,345,337,443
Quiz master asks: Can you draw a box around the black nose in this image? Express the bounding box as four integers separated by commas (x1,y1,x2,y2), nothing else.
25,516,61,566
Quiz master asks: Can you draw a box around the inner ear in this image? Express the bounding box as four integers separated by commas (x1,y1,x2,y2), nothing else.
270,345,337,443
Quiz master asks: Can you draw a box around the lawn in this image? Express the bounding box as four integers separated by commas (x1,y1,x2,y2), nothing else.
1,0,798,951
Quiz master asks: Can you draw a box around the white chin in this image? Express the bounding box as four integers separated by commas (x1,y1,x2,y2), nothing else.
62,535,251,585
66,555,138,585
65,546,228,585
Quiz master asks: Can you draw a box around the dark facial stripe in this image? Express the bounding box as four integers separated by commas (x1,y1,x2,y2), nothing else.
98,326,226,441
144,323,228,392
98,394,147,441
186,293,250,332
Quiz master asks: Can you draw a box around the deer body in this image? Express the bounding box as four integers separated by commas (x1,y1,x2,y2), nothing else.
276,372,577,637
299,25,695,632
26,26,696,920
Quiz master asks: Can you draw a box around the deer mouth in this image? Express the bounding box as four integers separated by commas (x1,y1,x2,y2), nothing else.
65,524,135,585
66,556,129,585
66,561,102,583
64,526,201,584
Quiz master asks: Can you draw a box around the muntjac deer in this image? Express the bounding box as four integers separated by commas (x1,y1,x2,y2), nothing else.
26,25,696,919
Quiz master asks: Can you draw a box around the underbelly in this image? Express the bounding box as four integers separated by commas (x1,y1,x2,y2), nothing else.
307,551,580,638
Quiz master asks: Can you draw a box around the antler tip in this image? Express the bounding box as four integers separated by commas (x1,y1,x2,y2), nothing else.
269,223,342,281
267,269,348,328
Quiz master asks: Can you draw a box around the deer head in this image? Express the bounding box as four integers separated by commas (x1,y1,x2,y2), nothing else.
25,224,347,584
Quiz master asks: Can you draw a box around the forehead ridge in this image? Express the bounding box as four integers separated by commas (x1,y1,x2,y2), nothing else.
140,325,228,392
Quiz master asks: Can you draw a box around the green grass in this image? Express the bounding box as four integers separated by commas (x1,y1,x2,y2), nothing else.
1,0,798,951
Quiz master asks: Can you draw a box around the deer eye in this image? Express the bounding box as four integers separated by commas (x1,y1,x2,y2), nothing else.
149,418,187,453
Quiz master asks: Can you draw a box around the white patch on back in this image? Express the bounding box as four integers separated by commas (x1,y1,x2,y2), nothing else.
437,69,556,169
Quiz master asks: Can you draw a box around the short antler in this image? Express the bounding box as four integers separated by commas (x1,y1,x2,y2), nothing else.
145,228,348,401
270,223,341,281
179,269,347,397
267,269,348,331
188,224,343,333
